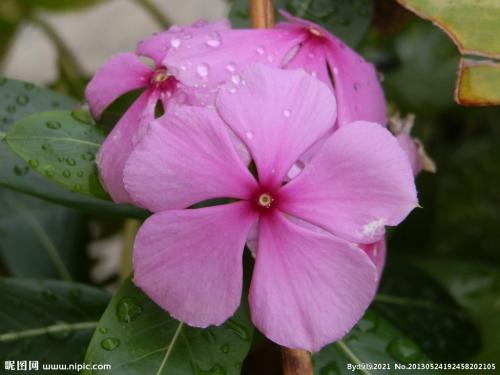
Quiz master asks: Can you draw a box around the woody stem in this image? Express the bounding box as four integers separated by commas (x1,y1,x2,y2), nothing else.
249,0,275,28
248,1,313,375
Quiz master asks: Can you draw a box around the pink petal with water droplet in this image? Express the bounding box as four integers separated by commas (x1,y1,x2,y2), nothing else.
279,121,417,244
216,64,336,187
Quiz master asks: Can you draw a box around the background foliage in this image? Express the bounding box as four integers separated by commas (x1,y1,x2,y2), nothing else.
0,0,499,374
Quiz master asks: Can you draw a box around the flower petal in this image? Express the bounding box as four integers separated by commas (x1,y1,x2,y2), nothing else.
136,19,231,65
326,44,387,127
217,64,336,187
279,121,417,244
134,202,257,327
85,53,151,118
97,89,159,203
249,212,377,351
278,11,387,127
163,28,304,88
361,239,387,282
123,105,257,212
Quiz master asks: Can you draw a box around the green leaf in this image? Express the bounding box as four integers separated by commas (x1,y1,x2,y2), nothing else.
396,0,500,105
16,0,106,12
373,260,480,362
6,110,109,199
229,0,373,47
0,278,109,363
0,76,148,219
420,260,500,364
313,309,436,374
456,59,500,106
85,278,254,374
0,188,88,281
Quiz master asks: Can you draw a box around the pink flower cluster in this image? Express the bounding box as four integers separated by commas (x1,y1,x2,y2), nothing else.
86,14,417,351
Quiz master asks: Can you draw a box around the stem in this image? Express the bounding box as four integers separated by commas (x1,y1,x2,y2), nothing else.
120,219,141,282
248,1,312,374
249,0,275,28
0,321,98,342
281,348,313,375
133,0,171,29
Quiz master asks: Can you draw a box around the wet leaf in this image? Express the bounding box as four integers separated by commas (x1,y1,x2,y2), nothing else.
85,278,253,374
0,76,147,218
0,278,109,363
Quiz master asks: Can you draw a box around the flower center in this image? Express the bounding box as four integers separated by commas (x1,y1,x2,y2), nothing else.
257,193,273,209
151,68,169,84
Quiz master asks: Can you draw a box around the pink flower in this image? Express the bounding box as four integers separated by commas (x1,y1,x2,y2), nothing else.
123,65,417,350
85,20,230,202
163,12,386,128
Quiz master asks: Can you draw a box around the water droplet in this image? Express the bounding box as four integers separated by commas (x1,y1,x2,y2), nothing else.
81,151,95,161
100,337,120,351
6,105,16,113
181,32,192,40
66,158,76,166
282,109,291,118
76,171,84,177
245,131,254,140
24,82,35,90
13,165,29,176
220,343,230,353
196,363,227,375
62,170,71,178
42,289,58,302
231,75,241,85
228,87,237,94
71,108,94,125
47,321,72,341
28,159,39,168
16,95,29,106
116,297,143,323
44,168,54,177
255,47,265,55
72,184,82,192
196,63,209,78
353,83,360,91
46,121,62,130
170,38,181,48
99,327,109,334
226,63,236,73
224,319,250,341
234,363,241,370
205,32,221,48
387,338,421,363
2,117,12,125
41,144,50,151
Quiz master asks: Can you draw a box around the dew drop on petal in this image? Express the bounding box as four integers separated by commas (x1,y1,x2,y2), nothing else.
245,131,254,140
282,109,291,118
170,38,181,48
231,75,241,85
205,32,221,48
256,47,265,55
226,63,236,73
196,63,209,78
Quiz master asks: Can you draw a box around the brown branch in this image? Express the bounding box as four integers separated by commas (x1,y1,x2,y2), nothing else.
249,0,275,28
281,348,314,375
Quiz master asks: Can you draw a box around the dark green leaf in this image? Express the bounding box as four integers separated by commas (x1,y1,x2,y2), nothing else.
6,110,109,199
0,278,109,363
0,76,148,219
229,0,374,47
16,0,106,12
421,260,500,364
0,188,89,281
373,260,480,362
314,309,436,374
85,278,254,374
